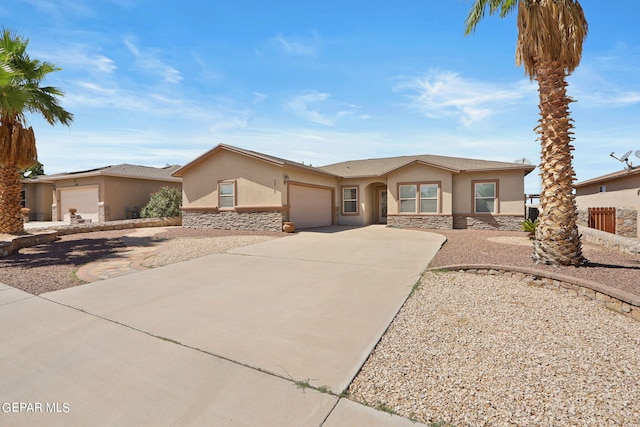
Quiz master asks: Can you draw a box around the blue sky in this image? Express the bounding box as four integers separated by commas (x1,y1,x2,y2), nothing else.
3,1,640,194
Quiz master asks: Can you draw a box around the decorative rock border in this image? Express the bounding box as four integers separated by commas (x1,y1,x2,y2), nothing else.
428,264,640,322
0,217,181,257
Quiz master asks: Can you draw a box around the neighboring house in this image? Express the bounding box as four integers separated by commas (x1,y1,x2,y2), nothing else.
575,167,640,238
173,144,534,232
21,164,182,222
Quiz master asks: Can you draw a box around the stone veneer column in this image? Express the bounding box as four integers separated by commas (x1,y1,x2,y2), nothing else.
616,207,638,238
98,202,110,222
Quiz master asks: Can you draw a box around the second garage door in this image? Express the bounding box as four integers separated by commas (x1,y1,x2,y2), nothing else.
59,187,99,222
289,184,333,229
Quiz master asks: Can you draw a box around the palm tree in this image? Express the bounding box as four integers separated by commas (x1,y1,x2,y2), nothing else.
0,29,73,234
465,0,587,266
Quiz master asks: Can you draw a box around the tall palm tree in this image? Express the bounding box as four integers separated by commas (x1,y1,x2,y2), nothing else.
0,29,73,234
466,0,587,266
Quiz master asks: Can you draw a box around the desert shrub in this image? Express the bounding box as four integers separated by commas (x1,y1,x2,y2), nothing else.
521,218,538,237
140,186,182,218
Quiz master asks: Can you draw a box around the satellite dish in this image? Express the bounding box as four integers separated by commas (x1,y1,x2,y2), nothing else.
514,157,531,165
635,150,640,159
610,150,634,170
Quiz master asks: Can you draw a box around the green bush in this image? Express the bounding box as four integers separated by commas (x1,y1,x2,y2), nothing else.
140,187,182,218
521,218,538,235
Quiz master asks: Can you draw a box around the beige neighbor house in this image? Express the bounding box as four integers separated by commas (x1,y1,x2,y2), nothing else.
575,167,640,238
21,164,182,223
173,144,535,232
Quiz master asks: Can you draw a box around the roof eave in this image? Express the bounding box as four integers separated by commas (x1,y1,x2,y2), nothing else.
575,167,640,187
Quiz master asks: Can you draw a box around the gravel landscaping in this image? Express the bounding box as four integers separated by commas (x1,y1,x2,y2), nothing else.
349,271,640,426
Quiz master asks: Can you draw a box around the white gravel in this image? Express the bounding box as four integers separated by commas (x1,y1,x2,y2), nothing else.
349,271,640,427
141,235,278,268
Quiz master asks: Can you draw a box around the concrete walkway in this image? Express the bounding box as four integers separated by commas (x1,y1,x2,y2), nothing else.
0,225,445,426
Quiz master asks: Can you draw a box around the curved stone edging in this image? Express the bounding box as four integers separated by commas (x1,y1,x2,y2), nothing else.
427,264,640,322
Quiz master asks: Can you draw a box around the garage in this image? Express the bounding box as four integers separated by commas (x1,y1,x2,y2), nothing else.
289,184,333,229
59,186,99,222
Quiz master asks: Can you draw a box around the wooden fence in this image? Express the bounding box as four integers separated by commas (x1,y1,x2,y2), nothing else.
588,207,616,234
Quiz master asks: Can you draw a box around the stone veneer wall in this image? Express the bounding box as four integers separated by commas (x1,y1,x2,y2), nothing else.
579,225,640,255
576,208,588,227
387,214,453,229
453,215,524,231
182,209,283,232
616,207,638,238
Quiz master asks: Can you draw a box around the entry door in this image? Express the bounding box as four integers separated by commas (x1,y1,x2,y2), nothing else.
379,189,388,224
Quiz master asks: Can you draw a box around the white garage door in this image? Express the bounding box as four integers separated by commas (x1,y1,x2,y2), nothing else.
289,184,332,229
60,187,99,222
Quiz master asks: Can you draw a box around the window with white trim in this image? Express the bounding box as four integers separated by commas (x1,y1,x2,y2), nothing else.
219,182,235,208
399,183,439,213
342,187,358,214
474,182,496,213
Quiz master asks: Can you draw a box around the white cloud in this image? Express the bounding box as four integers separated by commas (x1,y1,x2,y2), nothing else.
253,92,268,104
271,34,316,56
36,44,116,75
286,91,335,126
395,70,534,127
124,39,182,84
285,91,364,126
21,0,94,21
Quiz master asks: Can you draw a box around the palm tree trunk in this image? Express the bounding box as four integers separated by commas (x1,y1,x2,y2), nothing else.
532,60,585,266
0,163,24,234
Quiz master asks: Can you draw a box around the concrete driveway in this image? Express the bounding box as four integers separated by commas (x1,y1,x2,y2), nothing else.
0,225,445,426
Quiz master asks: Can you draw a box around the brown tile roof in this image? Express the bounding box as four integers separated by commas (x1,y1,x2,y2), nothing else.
320,154,535,177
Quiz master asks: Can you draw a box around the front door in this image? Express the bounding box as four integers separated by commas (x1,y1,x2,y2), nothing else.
378,189,387,224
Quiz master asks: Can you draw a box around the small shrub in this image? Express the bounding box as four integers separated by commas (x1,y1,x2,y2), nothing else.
521,218,539,238
140,187,182,218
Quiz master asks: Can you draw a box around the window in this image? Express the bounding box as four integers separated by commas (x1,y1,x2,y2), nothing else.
599,185,606,193
399,183,439,213
20,189,27,208
474,182,496,213
342,187,358,214
219,182,235,208
399,185,417,213
420,184,438,213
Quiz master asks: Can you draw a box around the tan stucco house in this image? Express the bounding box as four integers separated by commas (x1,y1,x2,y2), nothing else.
575,167,640,237
21,164,182,222
173,144,534,232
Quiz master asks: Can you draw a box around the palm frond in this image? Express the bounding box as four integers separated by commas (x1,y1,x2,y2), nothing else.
516,0,588,77
465,0,519,35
